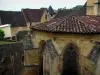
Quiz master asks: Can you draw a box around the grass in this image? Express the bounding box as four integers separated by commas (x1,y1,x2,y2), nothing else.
0,41,16,45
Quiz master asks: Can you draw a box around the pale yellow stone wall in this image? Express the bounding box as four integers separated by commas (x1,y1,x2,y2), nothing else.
86,6,94,15
27,22,30,30
26,10,50,30
31,31,100,75
53,34,100,56
94,4,100,15
86,0,96,15
24,49,39,66
33,31,100,57
87,0,95,6
86,0,100,16
27,22,41,30
11,26,28,36
31,31,52,48
41,10,50,23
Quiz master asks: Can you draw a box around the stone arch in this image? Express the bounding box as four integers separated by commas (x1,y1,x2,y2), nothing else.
39,40,46,54
38,40,46,75
62,42,80,55
61,42,80,75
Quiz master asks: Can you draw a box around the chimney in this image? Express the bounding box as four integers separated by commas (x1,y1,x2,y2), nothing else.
94,0,100,15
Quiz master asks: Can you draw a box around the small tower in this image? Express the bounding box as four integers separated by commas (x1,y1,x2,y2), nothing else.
86,0,95,15
94,0,100,15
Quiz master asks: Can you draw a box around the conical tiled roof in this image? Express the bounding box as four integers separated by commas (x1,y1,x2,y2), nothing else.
31,15,100,34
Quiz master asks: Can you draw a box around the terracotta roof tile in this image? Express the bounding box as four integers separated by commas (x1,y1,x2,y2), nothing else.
31,16,100,33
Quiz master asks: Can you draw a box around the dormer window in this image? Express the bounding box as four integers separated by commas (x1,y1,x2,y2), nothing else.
45,15,47,19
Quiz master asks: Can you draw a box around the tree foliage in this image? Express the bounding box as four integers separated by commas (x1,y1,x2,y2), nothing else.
48,5,55,16
0,29,5,38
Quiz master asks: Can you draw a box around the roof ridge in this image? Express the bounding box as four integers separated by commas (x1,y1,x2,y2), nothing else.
51,17,66,31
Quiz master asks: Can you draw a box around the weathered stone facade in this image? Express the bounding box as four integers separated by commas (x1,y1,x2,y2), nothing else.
0,43,24,75
11,27,28,36
86,0,100,16
25,0,100,75
30,30,100,75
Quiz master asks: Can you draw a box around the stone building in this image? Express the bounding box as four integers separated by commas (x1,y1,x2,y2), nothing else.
22,8,50,29
0,43,24,75
24,0,100,75
0,10,27,37
29,15,100,75
86,0,100,15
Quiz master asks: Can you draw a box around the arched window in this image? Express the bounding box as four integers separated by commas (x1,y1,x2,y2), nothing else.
88,42,100,63
62,43,79,75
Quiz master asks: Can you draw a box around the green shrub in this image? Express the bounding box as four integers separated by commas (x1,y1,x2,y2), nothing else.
0,29,5,39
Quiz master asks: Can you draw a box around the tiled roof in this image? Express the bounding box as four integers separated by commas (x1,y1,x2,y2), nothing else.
22,9,45,22
31,17,66,31
0,11,26,27
31,16,100,33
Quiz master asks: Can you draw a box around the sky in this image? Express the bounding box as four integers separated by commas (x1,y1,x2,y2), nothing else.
0,0,86,11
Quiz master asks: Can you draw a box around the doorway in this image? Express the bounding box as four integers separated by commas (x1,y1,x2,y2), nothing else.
62,43,79,75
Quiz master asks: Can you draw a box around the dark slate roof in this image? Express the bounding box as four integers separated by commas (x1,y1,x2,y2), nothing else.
31,15,100,34
0,10,26,27
54,3,86,18
54,9,72,18
71,3,86,16
22,9,45,22
12,12,27,27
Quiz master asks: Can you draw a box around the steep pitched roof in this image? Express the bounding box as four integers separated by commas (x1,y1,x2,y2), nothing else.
22,9,45,22
0,10,26,27
54,3,86,18
54,9,72,18
71,3,86,16
12,12,26,27
31,15,100,34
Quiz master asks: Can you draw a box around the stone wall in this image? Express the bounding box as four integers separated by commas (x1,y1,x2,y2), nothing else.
11,27,28,36
31,31,100,75
0,43,24,75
